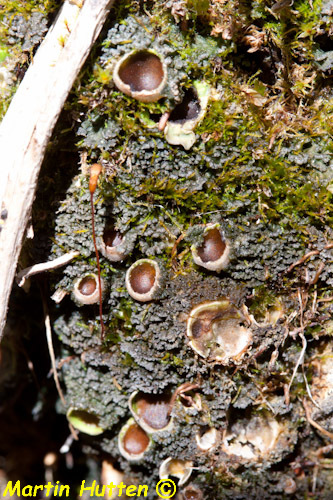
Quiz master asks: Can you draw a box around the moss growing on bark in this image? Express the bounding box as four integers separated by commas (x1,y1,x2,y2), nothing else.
2,0,333,497
42,1,333,496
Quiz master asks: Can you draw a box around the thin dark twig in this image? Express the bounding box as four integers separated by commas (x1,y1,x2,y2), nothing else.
167,382,200,415
286,250,320,274
310,262,325,286
90,191,105,341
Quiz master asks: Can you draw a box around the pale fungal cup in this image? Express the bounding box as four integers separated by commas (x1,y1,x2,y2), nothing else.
113,49,167,102
66,408,104,436
191,223,230,272
125,259,162,302
72,273,104,305
186,300,253,364
159,457,193,487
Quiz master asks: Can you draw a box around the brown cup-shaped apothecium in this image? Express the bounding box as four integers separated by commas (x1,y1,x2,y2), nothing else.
129,391,173,433
72,273,104,305
125,259,162,302
118,418,151,461
113,50,167,102
191,224,230,272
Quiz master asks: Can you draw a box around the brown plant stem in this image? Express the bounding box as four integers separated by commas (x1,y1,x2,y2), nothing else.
89,164,105,341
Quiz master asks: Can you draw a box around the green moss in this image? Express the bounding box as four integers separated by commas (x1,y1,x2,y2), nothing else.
161,352,185,367
104,298,134,347
121,352,137,367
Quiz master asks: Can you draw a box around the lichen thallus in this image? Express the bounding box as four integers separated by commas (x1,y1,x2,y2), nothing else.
88,163,105,340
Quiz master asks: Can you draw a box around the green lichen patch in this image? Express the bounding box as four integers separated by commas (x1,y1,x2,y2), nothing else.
0,0,61,118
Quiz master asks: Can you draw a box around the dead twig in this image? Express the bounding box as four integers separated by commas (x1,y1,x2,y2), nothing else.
302,363,320,409
41,287,79,441
286,243,333,275
286,250,320,274
317,296,333,303
171,233,185,268
288,330,306,393
168,382,201,415
268,326,289,371
16,250,80,287
303,399,333,441
287,290,307,399
57,355,76,370
41,290,66,407
309,262,325,286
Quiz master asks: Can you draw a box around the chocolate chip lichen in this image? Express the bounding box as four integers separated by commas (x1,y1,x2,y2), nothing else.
72,273,104,305
125,259,163,302
191,223,230,272
118,418,152,461
2,0,333,498
113,49,167,102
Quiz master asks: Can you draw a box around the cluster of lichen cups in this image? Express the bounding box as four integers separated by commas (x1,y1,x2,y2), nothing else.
123,223,230,303
72,222,231,307
66,391,196,483
119,394,194,489
68,213,256,486
118,391,173,462
69,49,259,486
66,395,288,473
67,208,292,485
112,47,211,149
73,48,232,307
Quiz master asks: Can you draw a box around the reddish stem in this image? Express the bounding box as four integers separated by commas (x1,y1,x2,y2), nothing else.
90,190,105,341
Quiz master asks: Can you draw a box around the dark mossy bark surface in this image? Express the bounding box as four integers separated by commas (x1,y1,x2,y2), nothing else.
1,0,333,499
